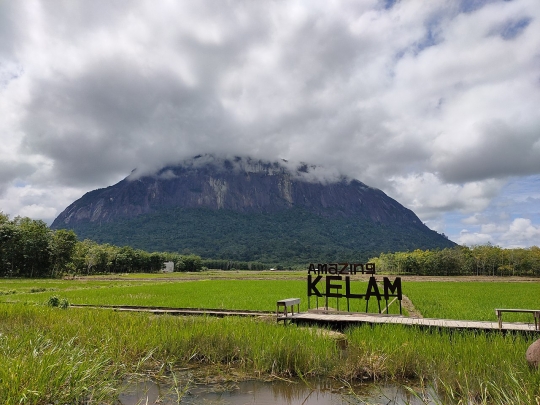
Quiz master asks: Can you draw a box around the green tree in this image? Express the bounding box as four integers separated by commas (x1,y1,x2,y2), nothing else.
49,229,77,276
0,216,20,276
176,254,202,272
15,217,51,277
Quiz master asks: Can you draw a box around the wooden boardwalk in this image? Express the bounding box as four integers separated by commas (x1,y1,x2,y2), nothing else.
71,304,272,318
72,304,539,333
281,310,540,333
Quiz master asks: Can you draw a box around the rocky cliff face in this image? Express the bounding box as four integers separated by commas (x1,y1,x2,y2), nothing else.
52,155,424,229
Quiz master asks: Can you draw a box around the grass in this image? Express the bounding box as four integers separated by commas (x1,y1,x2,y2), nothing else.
0,274,403,314
405,281,540,322
344,325,540,404
0,303,339,404
1,273,540,404
86,270,309,279
1,280,307,310
0,302,539,404
4,275,539,320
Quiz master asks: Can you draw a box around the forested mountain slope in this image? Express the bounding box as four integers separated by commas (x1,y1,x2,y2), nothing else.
51,156,455,263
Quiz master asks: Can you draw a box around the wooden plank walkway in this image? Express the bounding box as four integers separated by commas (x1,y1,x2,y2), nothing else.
70,304,272,318
72,304,539,333
282,311,540,333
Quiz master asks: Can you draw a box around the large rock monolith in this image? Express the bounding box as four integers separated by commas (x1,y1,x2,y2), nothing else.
526,339,540,368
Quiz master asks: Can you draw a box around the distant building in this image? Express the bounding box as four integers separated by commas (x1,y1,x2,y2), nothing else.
163,261,174,273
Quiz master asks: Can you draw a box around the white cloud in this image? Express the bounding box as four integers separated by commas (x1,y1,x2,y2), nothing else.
387,172,504,220
456,218,540,248
0,184,86,224
457,229,494,246
0,0,539,247
462,214,483,225
500,218,540,247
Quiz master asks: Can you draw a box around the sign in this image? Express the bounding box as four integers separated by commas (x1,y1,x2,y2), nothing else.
307,262,402,314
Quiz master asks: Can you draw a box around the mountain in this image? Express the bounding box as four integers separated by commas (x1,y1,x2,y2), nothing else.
51,155,455,264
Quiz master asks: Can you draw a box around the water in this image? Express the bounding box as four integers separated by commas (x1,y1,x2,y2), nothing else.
118,376,440,405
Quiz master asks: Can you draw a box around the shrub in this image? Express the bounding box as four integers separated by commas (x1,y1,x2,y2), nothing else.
48,295,69,309
48,295,60,307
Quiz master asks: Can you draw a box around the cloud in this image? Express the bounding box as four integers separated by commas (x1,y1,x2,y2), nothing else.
457,218,540,247
457,229,494,246
0,0,539,249
500,218,540,247
387,172,504,219
0,183,83,224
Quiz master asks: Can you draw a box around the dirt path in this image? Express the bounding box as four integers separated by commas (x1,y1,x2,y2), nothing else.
401,294,422,318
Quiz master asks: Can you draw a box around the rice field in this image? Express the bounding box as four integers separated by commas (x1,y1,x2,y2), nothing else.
0,271,539,404
2,274,539,320
405,281,540,322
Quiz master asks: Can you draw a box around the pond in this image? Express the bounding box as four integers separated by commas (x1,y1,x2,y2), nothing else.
118,376,440,405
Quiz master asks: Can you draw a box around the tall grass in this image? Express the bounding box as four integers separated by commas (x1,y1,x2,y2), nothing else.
1,302,539,404
344,325,540,404
0,305,118,404
0,303,339,404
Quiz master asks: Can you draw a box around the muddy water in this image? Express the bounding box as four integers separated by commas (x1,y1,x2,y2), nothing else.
118,377,439,405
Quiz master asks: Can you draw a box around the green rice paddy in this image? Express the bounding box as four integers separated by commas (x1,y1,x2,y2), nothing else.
0,271,539,404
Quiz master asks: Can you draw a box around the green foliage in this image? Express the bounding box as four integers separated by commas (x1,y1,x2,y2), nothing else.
371,244,540,276
3,210,540,279
47,295,60,307
71,239,167,275
47,295,70,309
59,298,69,309
175,254,202,272
0,215,51,277
49,229,77,276
64,207,455,265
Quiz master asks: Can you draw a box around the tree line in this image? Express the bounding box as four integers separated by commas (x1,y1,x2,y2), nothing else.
371,245,540,277
0,212,168,277
0,213,266,277
3,213,540,278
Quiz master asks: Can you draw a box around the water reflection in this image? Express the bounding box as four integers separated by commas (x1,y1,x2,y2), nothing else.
118,376,439,405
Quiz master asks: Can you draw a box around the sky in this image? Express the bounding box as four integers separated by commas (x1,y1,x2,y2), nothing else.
1,0,539,248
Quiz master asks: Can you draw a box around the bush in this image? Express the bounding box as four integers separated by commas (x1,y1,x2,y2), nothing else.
48,295,60,307
59,298,70,309
47,295,69,309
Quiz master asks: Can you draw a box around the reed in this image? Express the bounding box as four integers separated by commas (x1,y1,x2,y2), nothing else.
1,302,539,404
0,303,340,404
343,325,540,404
2,274,540,404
